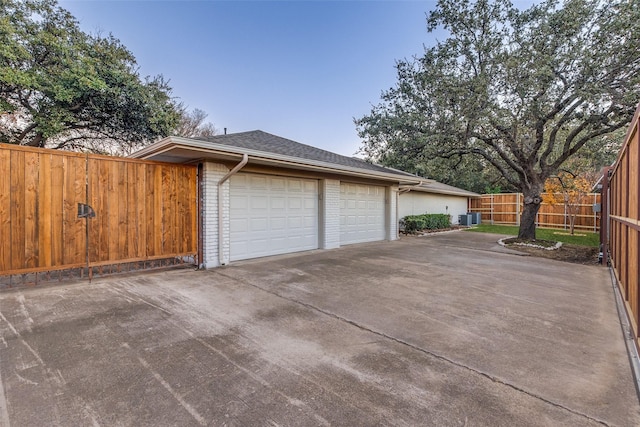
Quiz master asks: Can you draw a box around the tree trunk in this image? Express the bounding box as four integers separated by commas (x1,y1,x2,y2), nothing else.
518,193,542,240
568,205,576,235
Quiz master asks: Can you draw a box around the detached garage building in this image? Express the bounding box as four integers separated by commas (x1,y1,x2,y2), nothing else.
131,131,421,267
398,182,480,225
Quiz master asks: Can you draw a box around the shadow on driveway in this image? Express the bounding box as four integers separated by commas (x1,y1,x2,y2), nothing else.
0,231,638,426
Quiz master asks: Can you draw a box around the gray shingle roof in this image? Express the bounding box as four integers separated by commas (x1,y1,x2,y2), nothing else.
196,130,415,176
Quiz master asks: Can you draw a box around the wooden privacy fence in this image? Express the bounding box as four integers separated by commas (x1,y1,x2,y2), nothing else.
469,192,601,232
0,143,198,279
604,104,640,346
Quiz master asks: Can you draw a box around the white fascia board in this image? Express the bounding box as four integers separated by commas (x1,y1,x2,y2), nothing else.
130,137,422,185
399,184,480,198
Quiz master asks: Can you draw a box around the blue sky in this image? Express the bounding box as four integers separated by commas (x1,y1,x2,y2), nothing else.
59,0,441,156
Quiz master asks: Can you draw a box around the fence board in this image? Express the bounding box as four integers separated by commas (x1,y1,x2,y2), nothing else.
65,155,86,266
38,153,52,268
145,165,155,257
605,103,640,346
107,159,119,261
135,164,146,259
0,143,198,276
469,192,601,231
10,150,25,270
162,166,175,255
0,149,10,270
153,165,163,256
24,152,39,268
51,154,65,267
118,161,128,259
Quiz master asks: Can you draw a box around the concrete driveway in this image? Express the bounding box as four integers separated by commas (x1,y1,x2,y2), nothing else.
0,231,638,426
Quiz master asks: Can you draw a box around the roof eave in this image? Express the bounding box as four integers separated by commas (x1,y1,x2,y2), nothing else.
130,137,421,185
399,184,481,198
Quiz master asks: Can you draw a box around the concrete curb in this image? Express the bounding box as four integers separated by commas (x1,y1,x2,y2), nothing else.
414,228,466,237
497,237,563,251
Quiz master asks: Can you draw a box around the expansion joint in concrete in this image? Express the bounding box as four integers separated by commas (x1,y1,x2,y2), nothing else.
216,270,613,427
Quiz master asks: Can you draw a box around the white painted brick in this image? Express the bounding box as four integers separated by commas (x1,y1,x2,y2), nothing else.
388,186,399,240
321,179,340,249
202,162,230,268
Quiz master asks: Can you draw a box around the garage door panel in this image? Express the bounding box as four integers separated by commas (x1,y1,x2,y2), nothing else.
271,177,286,189
250,195,268,209
303,216,316,227
288,198,302,209
304,198,315,209
230,174,318,261
271,217,286,230
340,183,386,245
230,218,249,233
271,197,286,209
232,174,249,188
250,218,268,231
288,179,302,191
231,196,248,210
249,175,268,188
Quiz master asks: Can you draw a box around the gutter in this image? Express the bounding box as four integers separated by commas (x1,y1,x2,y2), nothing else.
217,154,248,266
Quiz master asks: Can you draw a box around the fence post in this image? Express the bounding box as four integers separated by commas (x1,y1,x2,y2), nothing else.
490,194,494,225
600,167,609,266
516,193,520,226
593,193,597,233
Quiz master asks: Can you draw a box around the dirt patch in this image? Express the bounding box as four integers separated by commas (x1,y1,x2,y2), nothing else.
507,243,600,265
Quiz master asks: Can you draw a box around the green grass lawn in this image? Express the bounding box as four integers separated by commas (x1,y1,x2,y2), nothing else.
465,223,600,247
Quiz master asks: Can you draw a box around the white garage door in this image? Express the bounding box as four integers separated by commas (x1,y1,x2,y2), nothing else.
230,173,318,261
340,183,386,245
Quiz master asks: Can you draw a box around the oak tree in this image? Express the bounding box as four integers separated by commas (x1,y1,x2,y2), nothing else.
0,0,181,153
356,0,640,239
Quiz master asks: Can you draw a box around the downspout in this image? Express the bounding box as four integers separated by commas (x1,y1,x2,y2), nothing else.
218,154,248,266
395,188,399,239
197,163,204,269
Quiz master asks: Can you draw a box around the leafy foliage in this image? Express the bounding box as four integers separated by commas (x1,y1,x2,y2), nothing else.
0,0,181,152
542,170,597,235
356,0,640,239
401,213,451,233
383,152,515,194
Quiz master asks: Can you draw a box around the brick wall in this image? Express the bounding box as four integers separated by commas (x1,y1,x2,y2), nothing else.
202,162,230,268
388,186,399,240
321,179,341,249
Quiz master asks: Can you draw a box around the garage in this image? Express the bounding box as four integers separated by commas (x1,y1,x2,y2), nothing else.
131,130,422,267
230,173,319,261
340,183,386,245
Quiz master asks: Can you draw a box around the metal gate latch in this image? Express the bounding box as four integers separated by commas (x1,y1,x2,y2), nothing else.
77,203,96,218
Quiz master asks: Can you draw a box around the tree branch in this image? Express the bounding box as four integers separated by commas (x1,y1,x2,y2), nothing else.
550,117,629,171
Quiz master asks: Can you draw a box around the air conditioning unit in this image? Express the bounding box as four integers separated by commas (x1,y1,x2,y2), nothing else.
459,214,472,226
469,212,482,225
